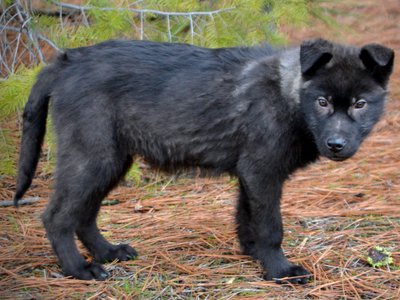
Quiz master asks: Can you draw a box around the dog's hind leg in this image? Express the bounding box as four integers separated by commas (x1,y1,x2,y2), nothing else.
42,147,135,280
75,156,138,264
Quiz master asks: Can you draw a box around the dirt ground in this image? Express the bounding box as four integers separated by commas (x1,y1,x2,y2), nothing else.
1,0,399,299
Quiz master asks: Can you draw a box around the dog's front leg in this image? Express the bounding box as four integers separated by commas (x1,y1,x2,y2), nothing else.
237,166,310,284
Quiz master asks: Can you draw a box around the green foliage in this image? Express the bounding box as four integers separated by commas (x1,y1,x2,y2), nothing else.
51,3,135,48
136,0,328,47
366,246,394,268
42,116,56,173
0,66,43,176
30,0,329,49
0,66,42,117
139,0,255,46
31,15,59,31
0,67,43,176
0,128,17,176
125,163,142,185
2,0,14,7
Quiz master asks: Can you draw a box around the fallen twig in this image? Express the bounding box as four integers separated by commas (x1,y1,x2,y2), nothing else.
0,196,41,207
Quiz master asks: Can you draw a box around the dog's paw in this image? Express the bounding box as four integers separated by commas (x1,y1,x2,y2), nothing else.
64,262,109,280
264,265,311,284
95,244,138,263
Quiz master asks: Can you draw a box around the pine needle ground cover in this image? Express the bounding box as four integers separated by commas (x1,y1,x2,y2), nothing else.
1,0,400,299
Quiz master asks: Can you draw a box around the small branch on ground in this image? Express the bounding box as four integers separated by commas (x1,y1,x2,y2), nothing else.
0,196,41,207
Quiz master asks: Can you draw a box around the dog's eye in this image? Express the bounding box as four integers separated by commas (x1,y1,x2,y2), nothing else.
354,99,366,109
317,97,329,107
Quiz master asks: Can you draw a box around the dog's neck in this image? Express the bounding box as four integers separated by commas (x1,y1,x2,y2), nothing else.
279,48,302,106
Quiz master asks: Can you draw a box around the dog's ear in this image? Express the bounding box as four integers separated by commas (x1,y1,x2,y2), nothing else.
300,39,333,77
360,44,394,85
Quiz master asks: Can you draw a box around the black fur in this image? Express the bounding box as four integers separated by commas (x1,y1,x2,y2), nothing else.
14,39,394,283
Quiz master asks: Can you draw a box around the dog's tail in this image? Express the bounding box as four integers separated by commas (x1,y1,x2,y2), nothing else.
14,61,62,207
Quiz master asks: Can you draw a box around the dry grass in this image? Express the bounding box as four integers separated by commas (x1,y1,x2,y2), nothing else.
1,0,400,299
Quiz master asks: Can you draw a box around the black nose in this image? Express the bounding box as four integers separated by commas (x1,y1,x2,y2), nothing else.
326,138,346,153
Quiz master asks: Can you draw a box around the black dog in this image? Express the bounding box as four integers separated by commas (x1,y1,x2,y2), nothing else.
14,38,394,283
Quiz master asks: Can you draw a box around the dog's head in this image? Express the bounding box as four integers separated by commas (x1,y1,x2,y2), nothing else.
299,39,394,161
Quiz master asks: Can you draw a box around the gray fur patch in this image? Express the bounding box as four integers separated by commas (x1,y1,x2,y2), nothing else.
279,48,302,105
232,79,258,97
232,60,261,97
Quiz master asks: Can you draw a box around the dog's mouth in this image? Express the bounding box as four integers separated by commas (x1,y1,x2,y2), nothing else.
319,145,356,162
327,155,348,162
323,148,358,161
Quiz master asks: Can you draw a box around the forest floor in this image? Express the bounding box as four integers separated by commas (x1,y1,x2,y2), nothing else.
1,0,400,299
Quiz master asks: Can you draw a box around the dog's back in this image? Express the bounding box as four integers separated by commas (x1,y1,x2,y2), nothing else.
49,40,278,172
